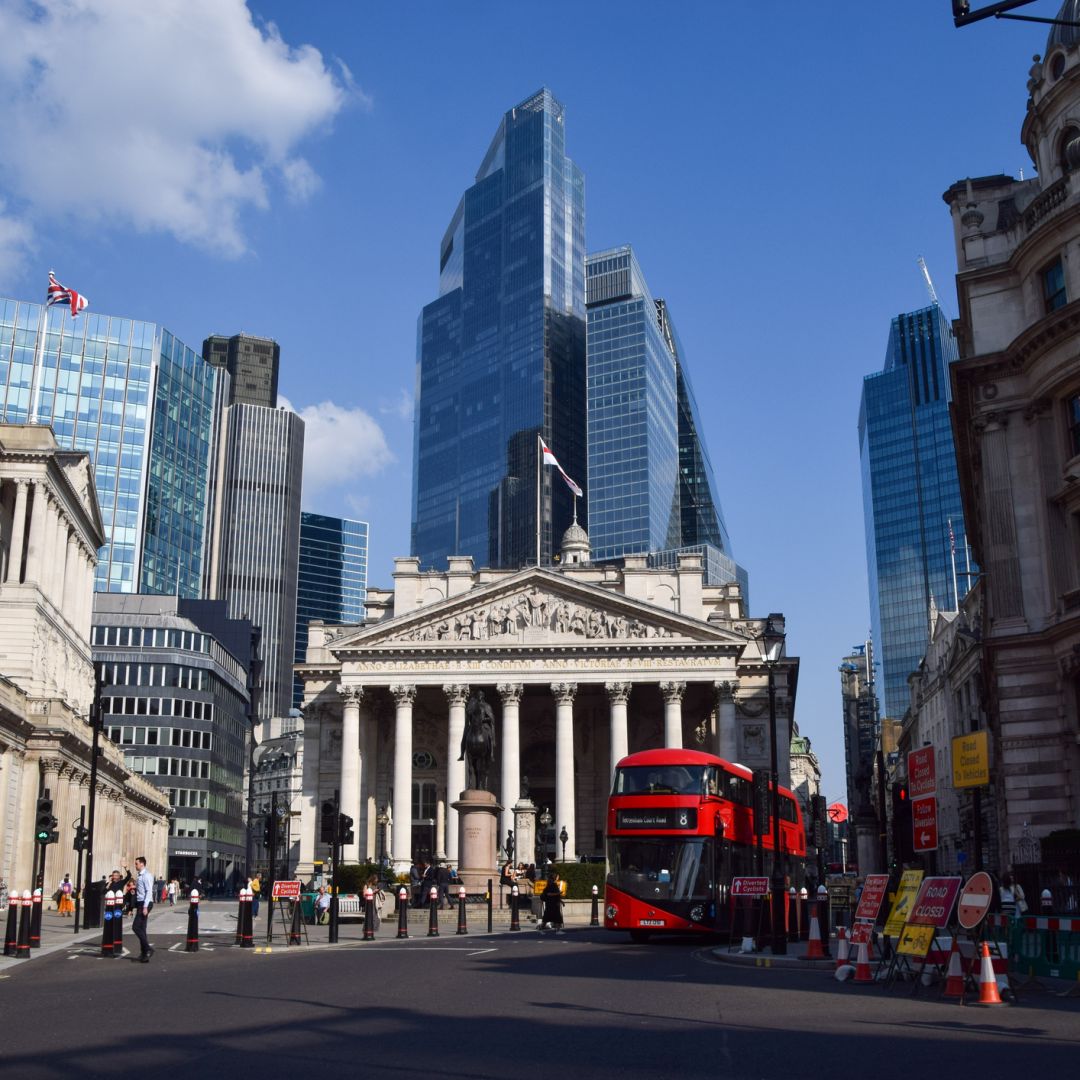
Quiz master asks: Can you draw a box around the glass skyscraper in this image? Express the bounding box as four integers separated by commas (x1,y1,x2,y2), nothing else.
413,88,587,570
860,302,973,719
294,511,368,708
585,246,742,588
0,298,221,595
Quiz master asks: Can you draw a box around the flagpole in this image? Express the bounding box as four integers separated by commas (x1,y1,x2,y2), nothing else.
536,434,542,567
28,293,49,425
949,518,959,613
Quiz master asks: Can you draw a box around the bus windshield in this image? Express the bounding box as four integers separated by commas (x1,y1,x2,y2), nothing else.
612,764,717,796
606,838,711,900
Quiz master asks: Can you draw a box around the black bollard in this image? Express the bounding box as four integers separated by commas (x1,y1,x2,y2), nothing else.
487,878,493,934
456,885,468,935
4,894,19,956
363,886,376,942
234,889,246,945
509,885,520,931
239,887,254,948
186,889,200,952
29,888,42,949
16,890,32,959
590,884,600,927
428,885,440,937
100,890,115,958
288,895,303,946
397,886,409,939
112,895,124,958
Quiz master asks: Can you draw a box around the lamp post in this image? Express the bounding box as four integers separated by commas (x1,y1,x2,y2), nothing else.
428,817,436,864
539,806,553,869
559,826,568,864
377,807,390,868
756,614,787,956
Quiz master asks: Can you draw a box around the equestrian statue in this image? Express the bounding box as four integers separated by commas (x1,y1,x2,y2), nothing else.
459,690,496,792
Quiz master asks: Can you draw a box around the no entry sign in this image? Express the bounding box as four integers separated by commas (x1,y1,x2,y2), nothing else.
956,871,994,930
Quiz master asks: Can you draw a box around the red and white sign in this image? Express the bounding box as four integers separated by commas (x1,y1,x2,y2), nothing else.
271,880,302,899
908,746,936,798
912,795,938,852
908,876,962,928
848,921,873,945
956,871,994,930
731,876,770,897
854,873,891,922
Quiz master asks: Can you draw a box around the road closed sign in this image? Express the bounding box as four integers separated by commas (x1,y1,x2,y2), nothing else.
908,876,962,928
956,871,994,930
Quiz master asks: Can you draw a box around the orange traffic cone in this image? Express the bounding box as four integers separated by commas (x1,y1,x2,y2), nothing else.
806,902,826,959
942,938,965,998
853,938,873,983
974,942,1005,1006
835,925,849,972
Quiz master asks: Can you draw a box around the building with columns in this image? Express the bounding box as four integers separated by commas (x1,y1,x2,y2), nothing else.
1,424,169,892
295,547,798,875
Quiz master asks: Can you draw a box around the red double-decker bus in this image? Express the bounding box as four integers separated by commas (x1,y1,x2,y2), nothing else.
604,748,806,940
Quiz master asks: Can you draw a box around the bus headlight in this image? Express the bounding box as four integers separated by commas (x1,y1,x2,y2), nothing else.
606,904,618,920
690,905,705,922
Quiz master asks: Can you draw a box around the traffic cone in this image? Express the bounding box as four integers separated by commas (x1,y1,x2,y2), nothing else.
943,938,965,998
835,925,849,972
853,938,872,983
974,942,1005,1006
805,901,826,959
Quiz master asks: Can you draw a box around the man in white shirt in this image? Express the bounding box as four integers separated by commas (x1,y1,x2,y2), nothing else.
133,856,155,963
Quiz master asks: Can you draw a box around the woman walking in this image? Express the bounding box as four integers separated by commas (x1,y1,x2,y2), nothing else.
57,874,75,916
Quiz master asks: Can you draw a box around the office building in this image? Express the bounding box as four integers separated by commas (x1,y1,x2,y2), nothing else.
413,88,587,571
294,511,368,708
585,246,743,589
0,297,222,596
859,302,972,719
202,332,280,409
838,643,881,873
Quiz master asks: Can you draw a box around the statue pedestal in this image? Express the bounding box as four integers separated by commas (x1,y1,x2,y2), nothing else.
453,789,503,892
512,798,538,868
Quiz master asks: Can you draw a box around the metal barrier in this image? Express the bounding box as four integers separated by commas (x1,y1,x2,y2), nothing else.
1010,914,1080,989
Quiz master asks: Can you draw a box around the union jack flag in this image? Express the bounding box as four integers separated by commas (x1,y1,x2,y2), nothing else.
46,271,89,317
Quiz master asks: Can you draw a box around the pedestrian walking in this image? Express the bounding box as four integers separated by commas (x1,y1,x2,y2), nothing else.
540,872,564,932
167,879,177,906
57,874,75,916
249,872,262,919
132,856,155,963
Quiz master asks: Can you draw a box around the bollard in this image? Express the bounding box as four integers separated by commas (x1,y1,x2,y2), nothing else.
100,890,115,958
186,889,200,952
29,888,42,949
789,887,799,943
397,886,409,939
428,885,440,937
590,884,600,927
456,884,468,935
288,895,303,946
112,893,124,958
1042,888,1054,914
799,887,809,941
817,884,831,957
509,885,520,932
15,890,32,959
487,879,493,934
234,888,246,945
363,886,376,942
4,893,19,956
239,887,254,948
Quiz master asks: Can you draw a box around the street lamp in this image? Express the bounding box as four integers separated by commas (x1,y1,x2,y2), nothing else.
559,826,568,863
756,613,787,956
539,806,553,869
377,807,390,868
428,817,436,863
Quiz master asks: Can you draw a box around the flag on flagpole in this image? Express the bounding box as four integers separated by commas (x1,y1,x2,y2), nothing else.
948,518,956,554
46,271,89,317
539,436,583,497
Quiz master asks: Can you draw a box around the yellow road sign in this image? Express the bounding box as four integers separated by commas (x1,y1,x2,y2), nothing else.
884,869,924,936
952,731,989,787
896,924,935,957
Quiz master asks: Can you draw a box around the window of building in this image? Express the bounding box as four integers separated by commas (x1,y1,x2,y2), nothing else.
1044,258,1067,313
1068,394,1080,457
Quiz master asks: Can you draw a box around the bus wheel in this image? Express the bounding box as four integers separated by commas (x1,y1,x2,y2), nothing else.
629,930,650,944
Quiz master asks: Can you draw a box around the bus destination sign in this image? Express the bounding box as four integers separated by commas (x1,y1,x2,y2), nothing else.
616,808,698,830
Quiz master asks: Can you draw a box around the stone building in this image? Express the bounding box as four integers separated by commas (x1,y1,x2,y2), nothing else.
296,547,798,876
0,425,169,892
943,3,1080,871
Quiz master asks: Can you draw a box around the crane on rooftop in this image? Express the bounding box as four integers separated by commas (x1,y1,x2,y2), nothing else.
917,257,941,307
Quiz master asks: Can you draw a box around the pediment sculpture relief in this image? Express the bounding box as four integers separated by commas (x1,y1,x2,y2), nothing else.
395,585,673,644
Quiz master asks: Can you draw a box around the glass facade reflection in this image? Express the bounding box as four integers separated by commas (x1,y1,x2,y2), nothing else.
0,297,219,595
413,88,587,570
860,303,974,719
294,511,368,708
586,247,741,587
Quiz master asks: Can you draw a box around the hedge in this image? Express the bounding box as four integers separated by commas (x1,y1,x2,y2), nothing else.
550,861,605,899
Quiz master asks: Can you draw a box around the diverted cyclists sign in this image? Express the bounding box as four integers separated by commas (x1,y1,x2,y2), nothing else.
731,876,770,897
271,880,302,899
912,795,938,852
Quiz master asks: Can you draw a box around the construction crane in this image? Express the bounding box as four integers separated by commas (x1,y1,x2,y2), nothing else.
917,256,940,306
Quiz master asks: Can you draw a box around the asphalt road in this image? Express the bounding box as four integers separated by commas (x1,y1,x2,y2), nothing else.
2,923,1077,1079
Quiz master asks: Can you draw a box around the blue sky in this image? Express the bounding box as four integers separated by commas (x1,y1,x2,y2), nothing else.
0,1,1057,804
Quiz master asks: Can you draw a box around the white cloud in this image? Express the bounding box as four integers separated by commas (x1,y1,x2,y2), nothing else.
379,387,414,422
280,396,395,498
0,0,358,264
0,197,33,285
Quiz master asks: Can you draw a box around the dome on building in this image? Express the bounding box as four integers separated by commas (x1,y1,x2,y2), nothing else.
560,520,590,565
1047,0,1080,54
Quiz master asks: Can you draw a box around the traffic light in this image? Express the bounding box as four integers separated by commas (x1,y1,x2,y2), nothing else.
339,813,354,847
35,796,58,845
952,1,970,18
320,800,336,844
262,821,271,848
892,783,913,864
811,794,828,848
72,825,89,852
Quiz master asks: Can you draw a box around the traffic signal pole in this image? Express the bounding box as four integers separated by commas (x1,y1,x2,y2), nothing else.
329,788,340,944
73,806,86,935
82,667,103,929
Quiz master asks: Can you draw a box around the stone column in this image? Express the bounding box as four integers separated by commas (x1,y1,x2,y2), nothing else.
298,707,322,876
552,682,577,862
23,480,48,585
390,684,416,870
443,683,468,863
78,546,94,641
715,681,738,762
660,681,686,749
337,684,364,863
363,707,379,861
605,682,631,780
497,682,523,843
39,491,57,602
6,479,28,583
64,534,80,628
52,510,69,604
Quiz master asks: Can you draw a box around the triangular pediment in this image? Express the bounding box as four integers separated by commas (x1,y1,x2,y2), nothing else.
328,567,751,654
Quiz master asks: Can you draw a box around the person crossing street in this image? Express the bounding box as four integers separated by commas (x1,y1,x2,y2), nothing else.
132,856,155,963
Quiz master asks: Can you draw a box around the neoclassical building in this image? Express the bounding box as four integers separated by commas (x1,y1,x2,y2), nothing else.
1,425,169,892
296,548,798,874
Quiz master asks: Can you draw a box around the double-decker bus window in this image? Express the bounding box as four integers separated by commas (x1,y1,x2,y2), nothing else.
613,765,708,796
780,796,799,822
607,838,711,900
705,766,720,797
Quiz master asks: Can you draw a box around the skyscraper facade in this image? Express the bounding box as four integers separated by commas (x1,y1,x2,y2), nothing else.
585,246,742,588
413,88,587,571
0,298,221,595
859,302,972,719
294,511,368,708
202,333,280,409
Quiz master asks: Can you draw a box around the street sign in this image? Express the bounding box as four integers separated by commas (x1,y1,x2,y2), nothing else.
731,876,770,897
912,795,938,852
849,920,873,945
854,873,891,922
884,869,924,936
908,746,936,797
956,871,994,930
908,876,962,928
271,880,302,899
896,924,935,957
951,731,990,788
